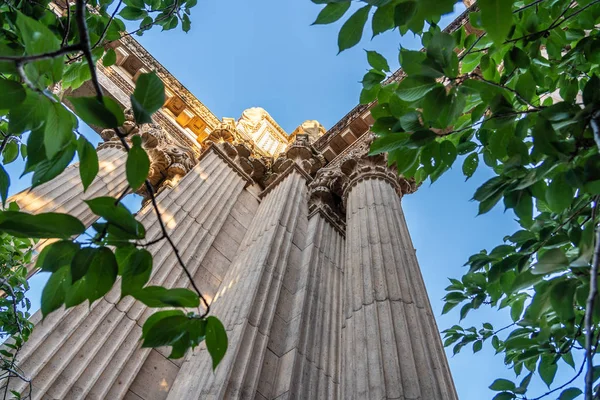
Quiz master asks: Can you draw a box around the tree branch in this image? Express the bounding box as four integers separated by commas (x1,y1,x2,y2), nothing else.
586,112,600,400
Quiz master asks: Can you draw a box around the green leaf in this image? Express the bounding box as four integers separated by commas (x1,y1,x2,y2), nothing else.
119,6,148,20
394,1,416,28
489,378,516,392
462,153,479,180
479,0,512,44
550,280,576,322
41,265,70,318
32,142,76,188
85,197,145,238
559,388,583,400
493,393,516,400
116,246,153,296
142,314,189,348
533,248,569,275
16,12,63,84
546,173,573,213
126,135,150,190
396,76,437,101
69,96,125,129
182,14,191,33
45,102,76,159
131,72,165,125
2,140,19,164
372,3,394,37
125,0,145,8
0,79,26,109
85,247,118,303
584,75,600,108
77,136,99,192
366,50,390,72
206,316,227,370
0,165,9,207
36,240,79,273
71,247,98,283
407,130,436,148
0,211,85,238
337,5,371,53
8,92,50,134
132,286,200,308
103,48,117,67
142,310,186,338
539,355,558,388
370,133,410,155
312,2,351,25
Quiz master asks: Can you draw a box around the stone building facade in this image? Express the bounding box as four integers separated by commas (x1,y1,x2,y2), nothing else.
4,2,478,399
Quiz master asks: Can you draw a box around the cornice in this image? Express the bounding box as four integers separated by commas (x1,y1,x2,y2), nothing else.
97,65,202,158
118,36,220,129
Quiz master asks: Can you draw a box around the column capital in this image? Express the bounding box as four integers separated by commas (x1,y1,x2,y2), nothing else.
338,134,417,199
201,123,269,184
308,168,347,235
98,109,198,198
260,133,326,196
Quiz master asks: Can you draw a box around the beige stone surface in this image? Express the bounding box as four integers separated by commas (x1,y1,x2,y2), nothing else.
342,177,457,400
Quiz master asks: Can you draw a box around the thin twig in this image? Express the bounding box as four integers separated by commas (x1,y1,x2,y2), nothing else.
61,3,72,48
0,44,81,63
74,0,103,102
91,0,124,49
529,358,586,400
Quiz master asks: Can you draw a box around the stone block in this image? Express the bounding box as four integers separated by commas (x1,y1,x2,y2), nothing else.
256,349,279,399
128,350,180,400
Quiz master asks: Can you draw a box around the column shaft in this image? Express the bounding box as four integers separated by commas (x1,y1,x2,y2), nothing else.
168,168,309,400
342,177,457,400
6,149,249,400
281,214,344,400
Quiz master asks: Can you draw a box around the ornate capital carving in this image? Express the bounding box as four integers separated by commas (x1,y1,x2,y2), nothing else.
263,134,325,187
307,168,347,235
201,124,269,184
98,109,197,199
337,134,417,199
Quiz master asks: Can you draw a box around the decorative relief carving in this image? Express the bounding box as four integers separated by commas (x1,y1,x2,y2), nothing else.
262,133,325,188
307,167,347,234
98,109,197,199
202,123,269,184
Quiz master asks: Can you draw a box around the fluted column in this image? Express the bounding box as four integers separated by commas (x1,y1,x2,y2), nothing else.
9,146,128,275
340,153,457,400
168,165,311,399
6,143,253,400
282,213,344,399
9,147,127,225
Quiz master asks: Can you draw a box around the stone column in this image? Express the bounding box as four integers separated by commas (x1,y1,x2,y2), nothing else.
8,146,127,227
340,151,457,400
168,136,324,400
5,140,255,400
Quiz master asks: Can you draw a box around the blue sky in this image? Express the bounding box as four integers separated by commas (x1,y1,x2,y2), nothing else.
7,0,585,398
